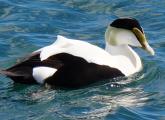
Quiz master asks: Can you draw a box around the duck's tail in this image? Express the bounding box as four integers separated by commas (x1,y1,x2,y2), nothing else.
0,69,19,76
0,69,37,84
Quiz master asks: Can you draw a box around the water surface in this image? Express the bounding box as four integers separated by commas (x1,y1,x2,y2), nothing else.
0,0,165,120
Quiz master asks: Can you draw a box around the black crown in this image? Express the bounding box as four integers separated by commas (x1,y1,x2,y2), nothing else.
110,18,143,33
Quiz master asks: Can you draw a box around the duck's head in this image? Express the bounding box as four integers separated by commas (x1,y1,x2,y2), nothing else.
105,18,155,55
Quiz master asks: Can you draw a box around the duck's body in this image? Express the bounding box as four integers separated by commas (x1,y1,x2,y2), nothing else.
0,18,154,88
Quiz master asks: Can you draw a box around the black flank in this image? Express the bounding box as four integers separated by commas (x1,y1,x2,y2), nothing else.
45,53,124,88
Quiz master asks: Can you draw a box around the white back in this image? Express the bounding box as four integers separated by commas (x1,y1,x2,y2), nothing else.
40,35,116,65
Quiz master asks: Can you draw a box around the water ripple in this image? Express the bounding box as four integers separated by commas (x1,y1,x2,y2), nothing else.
0,0,165,120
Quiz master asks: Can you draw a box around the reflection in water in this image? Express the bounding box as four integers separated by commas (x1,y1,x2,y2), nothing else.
0,0,165,120
18,73,149,119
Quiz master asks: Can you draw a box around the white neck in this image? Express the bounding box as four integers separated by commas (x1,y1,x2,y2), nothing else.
105,42,142,76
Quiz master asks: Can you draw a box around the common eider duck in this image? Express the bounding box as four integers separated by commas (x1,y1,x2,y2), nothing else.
0,18,155,88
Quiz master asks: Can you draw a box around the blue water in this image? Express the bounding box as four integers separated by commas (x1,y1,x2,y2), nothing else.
0,0,165,120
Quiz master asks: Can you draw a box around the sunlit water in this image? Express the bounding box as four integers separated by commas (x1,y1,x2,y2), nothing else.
0,0,165,120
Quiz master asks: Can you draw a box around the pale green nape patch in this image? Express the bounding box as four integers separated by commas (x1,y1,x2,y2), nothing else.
105,26,120,46
105,26,142,47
